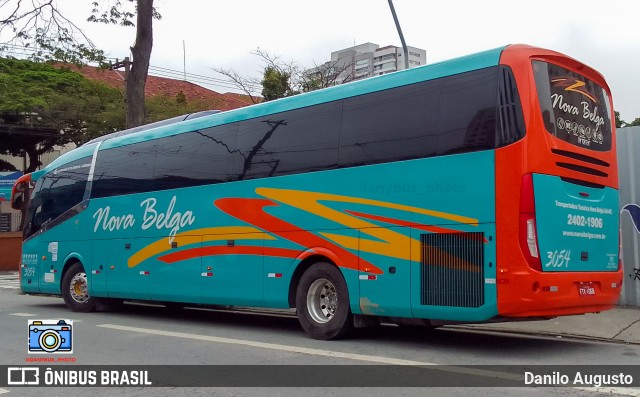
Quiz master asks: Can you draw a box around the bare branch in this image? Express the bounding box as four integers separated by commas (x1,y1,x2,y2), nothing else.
0,0,106,64
213,47,357,103
211,67,261,104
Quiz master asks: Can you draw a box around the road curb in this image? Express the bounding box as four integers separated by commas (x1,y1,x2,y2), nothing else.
446,325,640,345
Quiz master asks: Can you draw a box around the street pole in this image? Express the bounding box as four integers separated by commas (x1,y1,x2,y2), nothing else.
387,0,409,69
110,58,131,125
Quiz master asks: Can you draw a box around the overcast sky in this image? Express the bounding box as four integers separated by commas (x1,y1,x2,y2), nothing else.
53,0,640,121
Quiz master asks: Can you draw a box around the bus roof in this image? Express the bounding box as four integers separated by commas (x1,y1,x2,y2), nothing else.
33,45,507,180
100,45,505,151
84,110,222,146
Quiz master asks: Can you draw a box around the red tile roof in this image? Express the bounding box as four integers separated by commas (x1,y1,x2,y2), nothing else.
55,63,251,111
222,92,263,105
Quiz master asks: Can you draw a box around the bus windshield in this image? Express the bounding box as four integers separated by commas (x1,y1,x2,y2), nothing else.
23,157,92,239
533,60,612,151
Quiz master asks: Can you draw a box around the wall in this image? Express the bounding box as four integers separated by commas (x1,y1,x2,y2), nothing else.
0,232,21,271
618,126,640,306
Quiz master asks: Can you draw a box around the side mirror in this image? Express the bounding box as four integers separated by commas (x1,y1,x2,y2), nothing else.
11,190,25,210
10,174,31,210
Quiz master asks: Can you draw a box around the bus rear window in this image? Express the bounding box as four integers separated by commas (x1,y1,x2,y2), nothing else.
533,60,612,151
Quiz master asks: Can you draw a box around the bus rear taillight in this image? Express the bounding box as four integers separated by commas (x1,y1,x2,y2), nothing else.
519,174,542,271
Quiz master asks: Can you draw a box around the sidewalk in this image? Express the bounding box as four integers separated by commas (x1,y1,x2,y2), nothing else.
453,306,640,344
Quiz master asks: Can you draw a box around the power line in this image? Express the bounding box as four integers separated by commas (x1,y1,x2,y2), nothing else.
148,68,258,92
1,43,260,94
0,43,121,62
149,68,234,86
150,64,248,86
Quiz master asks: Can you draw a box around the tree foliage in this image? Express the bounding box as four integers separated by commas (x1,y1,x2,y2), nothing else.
0,158,17,172
261,66,294,101
0,0,105,64
0,0,161,128
144,92,219,123
0,57,125,171
626,118,640,127
615,111,640,128
615,111,624,128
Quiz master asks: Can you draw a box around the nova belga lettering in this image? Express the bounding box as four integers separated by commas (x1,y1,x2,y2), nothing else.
93,196,195,243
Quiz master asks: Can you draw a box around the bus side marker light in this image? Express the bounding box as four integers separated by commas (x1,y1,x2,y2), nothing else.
42,256,47,261
91,270,100,275
267,273,283,278
201,272,213,277
542,286,558,292
359,275,377,280
139,271,150,276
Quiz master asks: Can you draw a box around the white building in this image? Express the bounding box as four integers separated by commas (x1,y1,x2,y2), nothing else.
308,42,427,86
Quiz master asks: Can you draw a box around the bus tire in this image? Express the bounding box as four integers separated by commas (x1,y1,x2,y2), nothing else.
61,262,96,313
295,262,353,340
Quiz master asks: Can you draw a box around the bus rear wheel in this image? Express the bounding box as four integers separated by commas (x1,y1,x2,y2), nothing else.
295,262,353,340
62,262,96,313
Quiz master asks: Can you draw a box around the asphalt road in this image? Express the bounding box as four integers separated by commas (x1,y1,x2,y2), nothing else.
1,275,639,397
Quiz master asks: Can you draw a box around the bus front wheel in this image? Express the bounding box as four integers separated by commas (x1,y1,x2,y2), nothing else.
295,262,353,340
62,262,96,313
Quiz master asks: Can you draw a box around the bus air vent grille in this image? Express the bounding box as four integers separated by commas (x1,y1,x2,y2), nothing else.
551,149,610,167
420,232,485,308
555,162,608,177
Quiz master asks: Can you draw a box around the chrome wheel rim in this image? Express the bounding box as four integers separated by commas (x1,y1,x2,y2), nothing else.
69,272,89,303
306,278,338,324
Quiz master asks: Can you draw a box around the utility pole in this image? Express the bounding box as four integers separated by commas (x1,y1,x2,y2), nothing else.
387,0,409,69
183,40,187,81
109,57,131,78
109,57,132,124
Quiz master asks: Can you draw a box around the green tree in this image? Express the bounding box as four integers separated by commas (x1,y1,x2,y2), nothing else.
0,0,160,128
261,66,295,101
615,111,625,128
615,111,640,128
0,57,125,171
627,117,640,127
144,94,219,123
175,91,187,107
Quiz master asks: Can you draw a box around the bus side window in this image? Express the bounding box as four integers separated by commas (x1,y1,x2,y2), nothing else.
31,202,44,231
437,67,499,155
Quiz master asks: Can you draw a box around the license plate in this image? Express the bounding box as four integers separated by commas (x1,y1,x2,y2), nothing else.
578,283,596,296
